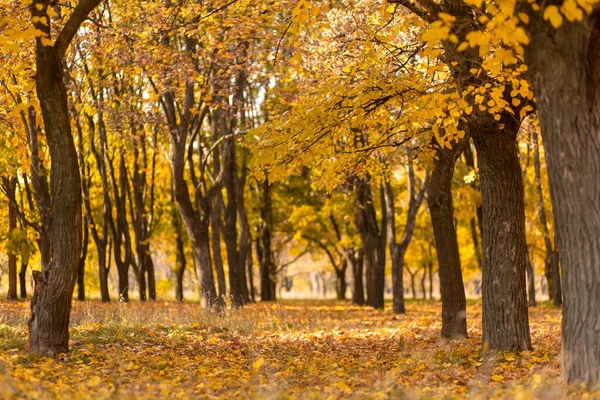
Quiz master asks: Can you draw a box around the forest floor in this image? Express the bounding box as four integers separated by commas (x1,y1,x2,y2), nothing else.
0,299,593,399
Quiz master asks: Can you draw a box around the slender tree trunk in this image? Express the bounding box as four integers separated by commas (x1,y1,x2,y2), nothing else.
526,253,536,307
472,120,531,351
420,265,427,300
4,177,18,300
257,177,275,302
427,143,467,338
172,202,186,302
19,253,28,299
335,265,347,300
525,10,600,385
237,165,251,304
348,249,365,305
409,272,416,300
532,131,562,307
77,217,89,301
211,206,227,301
463,143,483,270
222,138,241,307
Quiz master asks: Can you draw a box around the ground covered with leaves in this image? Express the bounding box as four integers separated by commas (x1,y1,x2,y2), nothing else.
0,300,593,399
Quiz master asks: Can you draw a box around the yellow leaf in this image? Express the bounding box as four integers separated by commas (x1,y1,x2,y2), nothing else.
252,358,265,370
543,5,564,28
561,0,583,22
491,374,504,382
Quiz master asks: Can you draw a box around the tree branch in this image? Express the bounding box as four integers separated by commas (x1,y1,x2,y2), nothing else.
55,0,104,59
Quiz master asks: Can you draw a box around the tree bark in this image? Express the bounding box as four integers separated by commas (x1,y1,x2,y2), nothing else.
531,131,562,307
4,177,18,300
237,163,251,304
347,248,364,305
28,0,101,355
524,9,600,386
77,217,89,301
19,253,28,299
526,253,536,307
472,119,531,351
211,204,227,302
427,142,467,339
257,176,276,302
355,177,385,309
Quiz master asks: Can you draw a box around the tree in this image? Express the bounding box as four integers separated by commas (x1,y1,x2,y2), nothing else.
427,140,468,338
28,0,103,355
523,5,600,386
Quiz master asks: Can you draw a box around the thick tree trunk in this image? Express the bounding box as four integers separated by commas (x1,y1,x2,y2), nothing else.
525,10,600,386
427,143,467,339
28,0,100,354
472,120,531,351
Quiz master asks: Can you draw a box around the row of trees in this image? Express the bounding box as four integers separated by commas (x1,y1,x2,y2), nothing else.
0,0,597,389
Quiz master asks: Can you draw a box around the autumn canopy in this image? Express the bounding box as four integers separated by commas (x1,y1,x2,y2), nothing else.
0,0,599,397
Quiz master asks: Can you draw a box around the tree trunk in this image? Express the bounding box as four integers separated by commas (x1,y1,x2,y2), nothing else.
28,0,101,355
77,217,89,301
19,254,28,299
355,177,384,309
409,272,416,300
348,248,364,305
531,131,562,307
472,120,531,351
237,164,251,304
211,206,227,302
463,143,483,270
4,177,18,300
420,265,427,300
222,138,242,307
335,264,347,300
526,253,536,307
525,10,600,386
427,143,467,339
549,251,562,308
172,202,187,302
257,177,275,302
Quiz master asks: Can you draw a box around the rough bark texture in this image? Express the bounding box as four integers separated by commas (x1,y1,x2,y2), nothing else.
28,0,101,355
77,218,88,301
427,143,468,339
525,9,600,386
472,119,531,352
